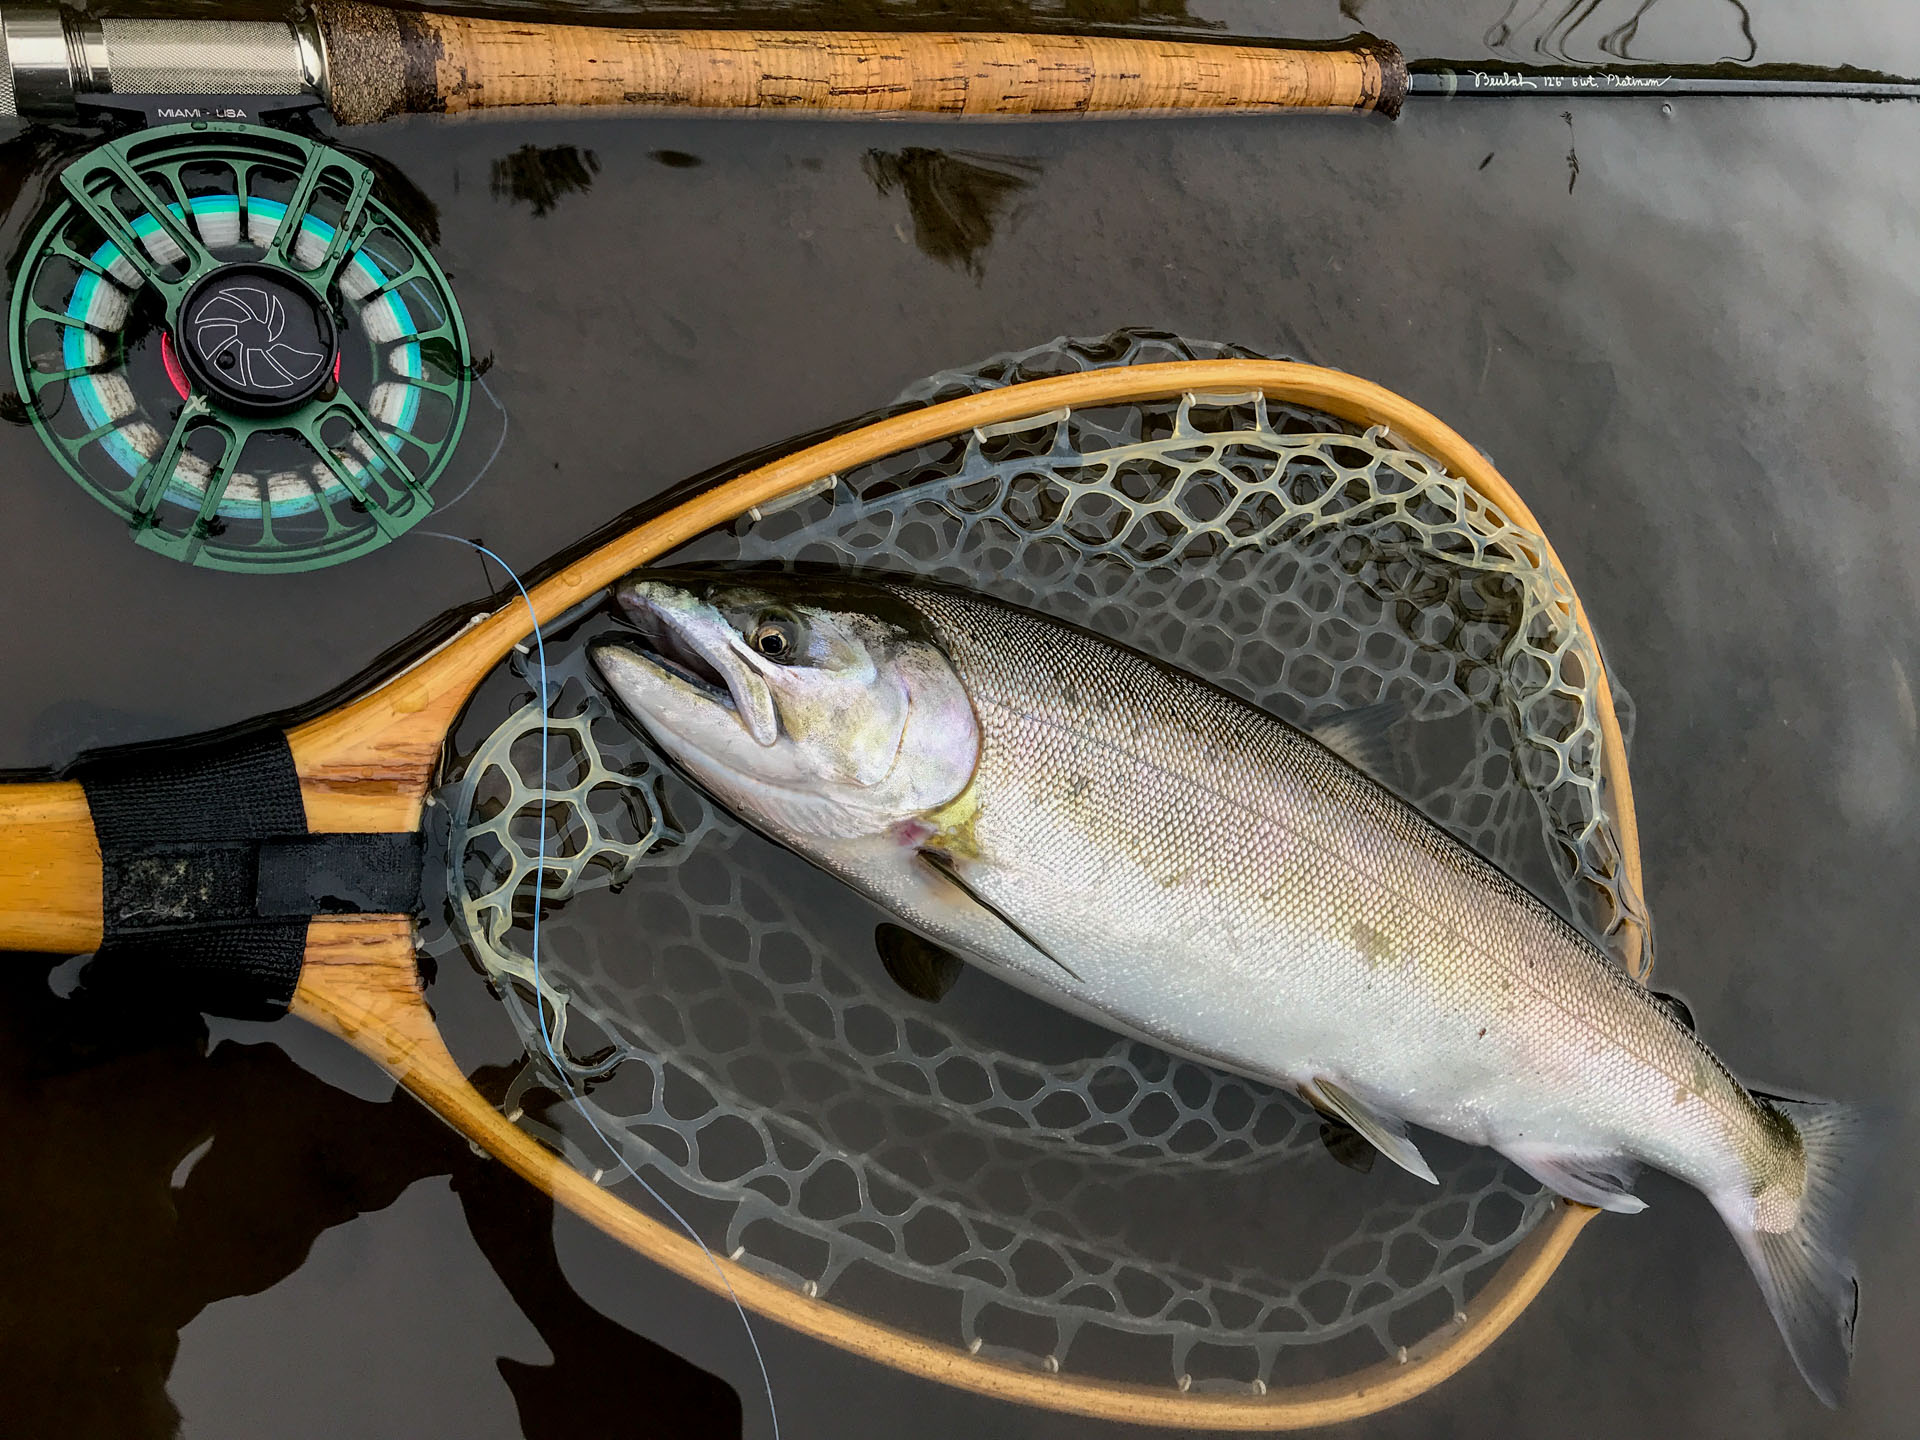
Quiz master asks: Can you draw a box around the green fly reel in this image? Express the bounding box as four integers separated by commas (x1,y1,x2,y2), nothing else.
10,123,470,572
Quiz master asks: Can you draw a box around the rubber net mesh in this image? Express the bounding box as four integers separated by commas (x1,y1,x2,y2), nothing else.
423,331,1647,1394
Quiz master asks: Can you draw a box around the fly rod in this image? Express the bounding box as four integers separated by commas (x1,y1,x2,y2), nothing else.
1,3,1917,125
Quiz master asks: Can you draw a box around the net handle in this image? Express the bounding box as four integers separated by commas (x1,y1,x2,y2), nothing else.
281,358,1637,1426
0,782,103,951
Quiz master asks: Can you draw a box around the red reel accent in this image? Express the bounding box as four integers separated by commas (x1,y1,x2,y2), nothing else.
160,330,190,400
160,329,343,403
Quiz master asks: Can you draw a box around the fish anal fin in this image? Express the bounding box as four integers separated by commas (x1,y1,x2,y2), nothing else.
917,849,1082,983
875,922,966,1003
1502,1142,1648,1213
1299,1077,1436,1184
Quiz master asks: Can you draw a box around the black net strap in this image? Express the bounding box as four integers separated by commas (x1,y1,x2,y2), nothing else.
80,729,305,845
72,729,421,1020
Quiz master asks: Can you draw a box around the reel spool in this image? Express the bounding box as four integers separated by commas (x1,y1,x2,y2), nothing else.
10,122,470,572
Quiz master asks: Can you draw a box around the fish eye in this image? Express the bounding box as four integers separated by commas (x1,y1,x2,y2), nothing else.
748,615,799,661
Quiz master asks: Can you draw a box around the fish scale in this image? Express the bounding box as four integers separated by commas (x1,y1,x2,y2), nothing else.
898,584,1758,1180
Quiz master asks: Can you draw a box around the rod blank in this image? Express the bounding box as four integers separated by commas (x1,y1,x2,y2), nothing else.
1410,63,1920,101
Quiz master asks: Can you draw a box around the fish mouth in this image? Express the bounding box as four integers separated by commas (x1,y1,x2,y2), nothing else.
596,579,781,746
622,598,737,711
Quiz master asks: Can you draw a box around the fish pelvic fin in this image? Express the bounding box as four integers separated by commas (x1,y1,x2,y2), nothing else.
1717,1096,1878,1409
1298,1078,1437,1184
1499,1142,1647,1214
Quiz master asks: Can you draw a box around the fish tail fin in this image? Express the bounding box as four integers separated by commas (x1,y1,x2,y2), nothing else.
1716,1096,1877,1408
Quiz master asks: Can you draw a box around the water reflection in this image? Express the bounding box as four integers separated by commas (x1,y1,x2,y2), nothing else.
0,126,84,430
862,148,1040,276
0,965,738,1439
491,145,604,218
333,134,445,247
1485,0,1758,61
454,1074,744,1440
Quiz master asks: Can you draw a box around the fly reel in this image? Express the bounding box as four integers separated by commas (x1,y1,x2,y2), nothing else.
10,122,470,572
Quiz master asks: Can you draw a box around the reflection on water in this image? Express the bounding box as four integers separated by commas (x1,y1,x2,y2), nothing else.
862,148,1039,275
492,145,604,218
334,133,446,247
1485,0,1758,61
0,125,81,431
0,127,64,233
0,966,739,1438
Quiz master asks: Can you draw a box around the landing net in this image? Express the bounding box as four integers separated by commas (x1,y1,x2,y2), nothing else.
425,331,1646,1397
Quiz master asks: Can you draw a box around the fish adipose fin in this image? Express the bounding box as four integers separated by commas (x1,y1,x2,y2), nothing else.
1500,1142,1648,1213
1717,1097,1875,1408
1298,1078,1437,1183
1307,699,1410,788
875,922,966,1002
917,850,1083,983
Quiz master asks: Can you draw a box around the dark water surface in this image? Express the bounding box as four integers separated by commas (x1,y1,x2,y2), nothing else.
3,1,1918,1436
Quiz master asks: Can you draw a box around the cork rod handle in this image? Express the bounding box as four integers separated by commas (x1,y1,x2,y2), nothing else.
314,4,1406,125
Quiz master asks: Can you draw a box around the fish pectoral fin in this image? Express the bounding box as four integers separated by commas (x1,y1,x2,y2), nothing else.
1298,1078,1437,1184
875,922,966,1003
1500,1143,1648,1213
1317,1118,1377,1174
916,849,1082,983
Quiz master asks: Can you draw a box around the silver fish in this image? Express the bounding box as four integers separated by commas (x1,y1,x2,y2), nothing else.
590,569,1870,1405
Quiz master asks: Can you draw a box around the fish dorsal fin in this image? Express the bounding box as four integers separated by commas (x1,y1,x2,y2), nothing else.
1307,698,1409,787
1652,989,1696,1032
917,849,1083,983
1317,1117,1377,1174
1298,1077,1437,1183
875,923,966,1003
1501,1142,1648,1213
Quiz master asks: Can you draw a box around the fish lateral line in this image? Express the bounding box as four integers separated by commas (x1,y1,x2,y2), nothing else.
972,695,1689,1078
969,692,1593,993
